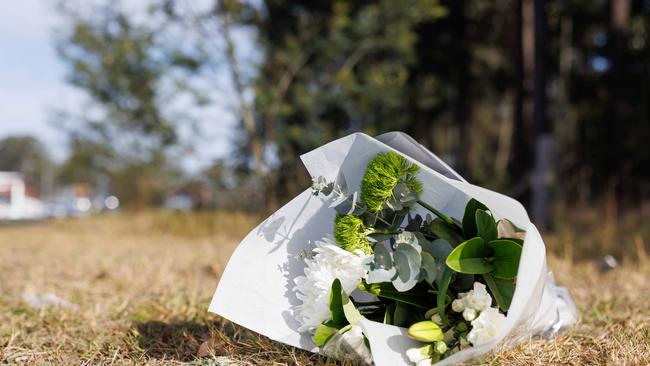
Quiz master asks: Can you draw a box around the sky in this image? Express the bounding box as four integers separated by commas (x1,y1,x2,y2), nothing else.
0,0,79,160
0,0,239,172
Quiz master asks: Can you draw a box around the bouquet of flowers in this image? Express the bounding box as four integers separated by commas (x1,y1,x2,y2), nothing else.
209,132,577,365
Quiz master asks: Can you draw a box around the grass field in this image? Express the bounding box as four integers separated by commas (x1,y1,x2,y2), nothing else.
1,210,649,365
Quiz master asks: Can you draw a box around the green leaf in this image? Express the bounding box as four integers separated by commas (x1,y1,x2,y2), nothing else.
488,240,523,279
428,220,464,247
360,282,433,309
341,290,362,326
462,198,488,238
451,273,475,291
313,324,338,347
384,302,396,325
445,237,494,274
437,267,453,321
329,279,347,328
476,209,497,243
483,273,515,311
392,302,416,327
407,321,444,342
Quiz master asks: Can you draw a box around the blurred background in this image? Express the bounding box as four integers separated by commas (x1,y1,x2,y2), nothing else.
1,0,648,257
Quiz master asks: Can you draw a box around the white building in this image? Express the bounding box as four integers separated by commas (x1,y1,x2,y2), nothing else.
0,172,46,221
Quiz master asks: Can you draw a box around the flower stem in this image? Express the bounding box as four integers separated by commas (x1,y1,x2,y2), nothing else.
417,200,455,226
372,229,401,235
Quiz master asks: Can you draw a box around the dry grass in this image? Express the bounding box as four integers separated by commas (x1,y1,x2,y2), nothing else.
0,210,648,365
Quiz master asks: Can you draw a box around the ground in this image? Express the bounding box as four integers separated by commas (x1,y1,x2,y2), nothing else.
0,211,648,365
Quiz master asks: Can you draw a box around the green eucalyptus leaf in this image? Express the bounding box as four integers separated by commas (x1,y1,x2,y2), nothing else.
335,170,349,194
483,273,515,311
367,267,397,283
366,243,397,283
445,237,494,274
392,243,422,291
488,239,523,279
476,209,498,242
421,238,453,260
395,231,419,247
462,198,488,238
313,324,338,347
332,192,359,215
329,279,347,328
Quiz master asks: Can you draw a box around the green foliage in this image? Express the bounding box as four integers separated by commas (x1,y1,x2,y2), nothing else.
361,152,422,212
360,282,433,309
428,220,464,247
327,279,362,331
462,199,488,238
333,214,372,254
482,274,515,312
476,209,498,243
56,3,204,206
436,267,453,321
313,324,337,347
0,136,52,185
445,237,494,274
488,240,523,280
329,279,347,328
341,289,362,326
446,237,522,279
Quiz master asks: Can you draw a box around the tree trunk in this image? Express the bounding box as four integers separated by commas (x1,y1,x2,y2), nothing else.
510,0,534,205
450,0,469,177
531,0,553,228
605,0,630,213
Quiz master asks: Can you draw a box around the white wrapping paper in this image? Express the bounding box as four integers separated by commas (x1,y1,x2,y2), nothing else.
209,132,578,365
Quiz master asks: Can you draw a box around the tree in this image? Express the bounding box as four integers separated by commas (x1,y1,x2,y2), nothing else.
56,1,204,206
0,136,53,195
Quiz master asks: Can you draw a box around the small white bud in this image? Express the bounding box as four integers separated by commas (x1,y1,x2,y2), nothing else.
434,341,448,354
430,313,443,325
463,308,477,321
451,299,465,312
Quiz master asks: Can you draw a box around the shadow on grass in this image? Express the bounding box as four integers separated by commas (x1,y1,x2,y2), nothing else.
132,320,213,362
130,318,332,364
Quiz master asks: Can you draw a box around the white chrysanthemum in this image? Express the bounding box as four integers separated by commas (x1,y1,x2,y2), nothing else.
293,238,370,332
467,307,507,346
406,344,433,366
451,282,493,314
323,325,372,364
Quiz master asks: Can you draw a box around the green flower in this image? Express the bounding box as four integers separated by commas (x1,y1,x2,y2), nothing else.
360,152,423,212
334,214,372,254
